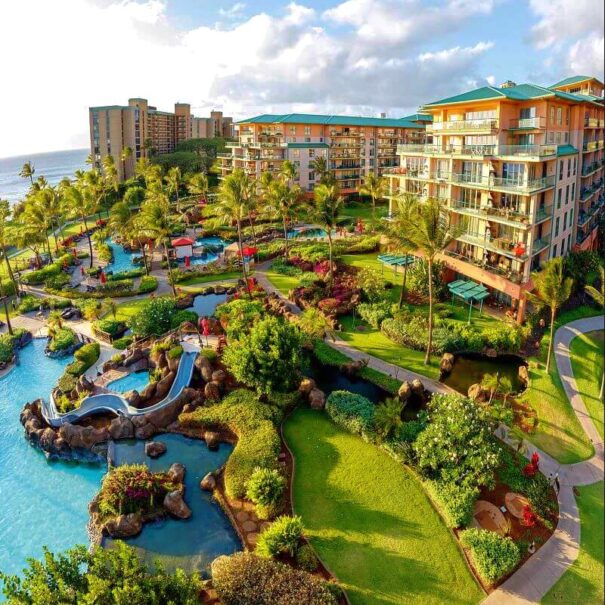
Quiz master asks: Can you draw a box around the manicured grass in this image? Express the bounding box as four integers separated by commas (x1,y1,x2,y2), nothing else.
284,408,483,605
340,200,388,225
569,330,604,440
516,364,594,464
543,481,604,605
339,314,441,381
265,269,301,296
112,298,154,322
177,271,241,287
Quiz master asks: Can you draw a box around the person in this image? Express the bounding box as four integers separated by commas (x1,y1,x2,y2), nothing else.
554,473,560,495
201,316,210,347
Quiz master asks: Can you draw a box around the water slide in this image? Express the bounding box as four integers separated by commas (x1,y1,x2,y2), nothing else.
41,348,198,428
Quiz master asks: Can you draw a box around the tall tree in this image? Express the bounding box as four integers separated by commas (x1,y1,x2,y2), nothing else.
64,185,97,267
215,169,255,297
310,183,343,291
265,179,305,258
0,200,17,288
310,156,333,185
19,161,35,186
165,166,183,212
393,197,462,364
529,257,573,372
359,172,386,222
584,264,604,399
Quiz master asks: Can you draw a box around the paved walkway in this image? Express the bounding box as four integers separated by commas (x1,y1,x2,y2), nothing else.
257,263,604,604
483,314,604,605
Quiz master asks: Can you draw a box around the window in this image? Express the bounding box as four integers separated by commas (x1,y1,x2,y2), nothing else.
502,162,525,184
308,171,315,181
563,212,567,230
308,149,315,158
552,244,558,258
559,160,564,180
571,183,576,201
567,234,572,251
547,131,555,144
566,108,570,125
557,107,562,125
289,126,296,135
567,159,571,178
550,107,555,124
573,156,577,175
304,126,311,136
557,188,562,209
291,149,300,159
566,185,570,204
555,217,560,237
561,239,566,255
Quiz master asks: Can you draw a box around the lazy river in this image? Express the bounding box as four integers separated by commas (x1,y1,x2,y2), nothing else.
0,338,240,586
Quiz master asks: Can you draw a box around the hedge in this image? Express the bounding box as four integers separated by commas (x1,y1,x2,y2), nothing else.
179,389,282,499
48,328,77,352
0,329,29,363
107,268,144,281
424,479,479,529
325,390,375,438
459,528,521,585
137,275,158,294
211,553,337,605
93,319,125,338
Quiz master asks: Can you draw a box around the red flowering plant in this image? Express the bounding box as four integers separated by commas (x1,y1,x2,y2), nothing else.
96,219,107,228
521,505,537,527
522,452,540,477
97,464,178,520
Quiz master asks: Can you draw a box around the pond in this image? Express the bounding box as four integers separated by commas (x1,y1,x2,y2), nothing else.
107,370,150,394
442,352,527,395
0,339,105,581
186,293,227,317
107,434,239,575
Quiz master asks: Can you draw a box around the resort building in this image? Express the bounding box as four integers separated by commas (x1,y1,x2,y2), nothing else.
386,76,604,322
89,98,234,180
217,113,430,195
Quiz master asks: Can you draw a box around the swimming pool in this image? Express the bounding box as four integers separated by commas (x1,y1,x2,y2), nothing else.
108,434,240,575
106,239,141,274
0,339,105,580
287,227,329,239
107,371,150,394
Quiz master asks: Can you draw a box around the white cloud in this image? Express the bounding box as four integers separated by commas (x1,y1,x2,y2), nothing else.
0,0,494,158
219,2,246,19
528,0,604,79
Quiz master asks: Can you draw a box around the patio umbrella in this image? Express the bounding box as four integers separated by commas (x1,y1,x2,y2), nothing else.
185,255,191,267
242,246,257,257
99,271,107,284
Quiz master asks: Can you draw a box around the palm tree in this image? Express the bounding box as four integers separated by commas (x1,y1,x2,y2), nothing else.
0,200,17,288
11,222,46,269
0,279,13,335
104,298,117,319
188,172,209,199
392,197,462,365
265,179,305,258
374,397,404,440
19,161,35,186
215,169,255,297
139,193,178,297
64,185,97,267
528,257,573,373
585,264,604,398
21,197,54,261
310,183,343,291
165,166,183,212
359,172,386,222
481,372,500,405
310,156,333,185
499,376,513,406
123,185,146,208
120,146,133,178
387,194,417,309
279,160,297,184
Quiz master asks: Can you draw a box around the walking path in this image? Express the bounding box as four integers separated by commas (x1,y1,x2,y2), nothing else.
256,263,604,604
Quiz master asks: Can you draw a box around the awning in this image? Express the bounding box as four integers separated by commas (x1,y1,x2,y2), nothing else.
377,254,416,267
171,237,194,247
448,279,490,323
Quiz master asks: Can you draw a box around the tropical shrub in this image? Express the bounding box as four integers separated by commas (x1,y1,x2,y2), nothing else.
357,267,389,303
44,273,71,290
373,397,404,439
0,279,16,297
0,543,201,604
413,394,501,491
246,468,286,520
94,318,125,338
96,279,134,294
357,301,392,329
96,242,113,263
107,268,145,281
255,515,304,559
325,390,375,438
112,336,133,350
0,329,29,363
64,342,100,377
128,298,176,337
48,327,77,352
482,324,523,352
296,544,319,572
297,307,334,341
211,552,337,605
215,298,265,340
271,258,302,276
424,480,479,528
459,528,521,584
169,309,198,329
223,316,303,395
406,258,448,300
137,275,158,294
179,389,282,498
167,345,183,360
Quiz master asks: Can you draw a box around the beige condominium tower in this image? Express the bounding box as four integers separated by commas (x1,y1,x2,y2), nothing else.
89,98,234,180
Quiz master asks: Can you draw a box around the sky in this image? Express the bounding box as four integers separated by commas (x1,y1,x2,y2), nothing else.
0,0,603,158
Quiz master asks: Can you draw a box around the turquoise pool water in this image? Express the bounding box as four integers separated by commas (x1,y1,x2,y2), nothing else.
287,227,329,239
107,371,150,394
187,293,227,317
0,339,105,580
109,434,240,575
106,239,141,275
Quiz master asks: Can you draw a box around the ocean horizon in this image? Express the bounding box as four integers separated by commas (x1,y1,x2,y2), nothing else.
0,148,89,204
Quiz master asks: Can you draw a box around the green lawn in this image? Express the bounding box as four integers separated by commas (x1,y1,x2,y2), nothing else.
284,408,483,605
569,330,604,440
112,298,154,322
543,481,604,605
177,271,241,287
265,269,301,296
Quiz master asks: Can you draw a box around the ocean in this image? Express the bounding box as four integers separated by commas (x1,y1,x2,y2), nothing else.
0,148,89,204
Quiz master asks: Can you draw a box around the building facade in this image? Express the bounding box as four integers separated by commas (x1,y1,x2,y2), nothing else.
89,98,234,180
385,76,604,322
217,113,429,195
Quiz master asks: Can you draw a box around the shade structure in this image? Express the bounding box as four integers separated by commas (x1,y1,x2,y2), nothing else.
447,279,490,323
242,246,257,257
377,254,416,268
99,271,107,284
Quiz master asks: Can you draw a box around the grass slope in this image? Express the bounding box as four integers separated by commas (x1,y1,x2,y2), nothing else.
569,330,604,440
543,481,604,605
284,408,483,605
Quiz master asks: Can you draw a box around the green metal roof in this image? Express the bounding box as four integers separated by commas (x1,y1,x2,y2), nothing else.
237,113,425,129
557,144,579,157
550,75,596,88
423,81,603,109
401,113,433,123
287,143,329,149
378,254,416,267
448,279,490,302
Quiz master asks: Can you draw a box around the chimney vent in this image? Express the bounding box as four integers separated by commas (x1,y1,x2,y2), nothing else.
500,80,517,89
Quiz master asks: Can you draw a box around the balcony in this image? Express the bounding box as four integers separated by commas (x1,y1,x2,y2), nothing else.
442,250,527,286
581,161,600,176
457,231,530,261
496,144,557,158
488,175,555,193
531,236,550,255
508,117,546,130
427,118,498,133
395,143,557,158
450,200,551,228
583,140,605,152
585,118,600,128
330,163,361,170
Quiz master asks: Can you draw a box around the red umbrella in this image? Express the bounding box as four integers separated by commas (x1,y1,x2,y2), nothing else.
99,271,107,284
185,256,191,267
242,246,257,257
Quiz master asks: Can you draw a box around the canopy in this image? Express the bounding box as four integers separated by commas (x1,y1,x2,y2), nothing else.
172,237,194,247
447,279,490,323
377,254,416,267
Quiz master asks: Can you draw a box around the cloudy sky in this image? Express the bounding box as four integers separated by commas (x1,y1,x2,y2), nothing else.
0,0,603,158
